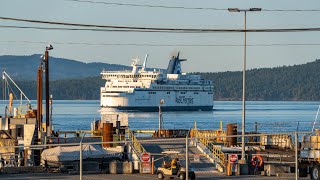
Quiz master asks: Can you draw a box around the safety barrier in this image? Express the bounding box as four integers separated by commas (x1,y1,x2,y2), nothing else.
198,137,225,169
127,129,147,156
193,129,226,170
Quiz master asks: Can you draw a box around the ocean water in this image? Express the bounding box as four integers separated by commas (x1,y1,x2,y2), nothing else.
2,100,320,133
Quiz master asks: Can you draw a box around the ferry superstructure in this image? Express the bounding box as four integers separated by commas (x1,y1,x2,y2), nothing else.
100,54,214,111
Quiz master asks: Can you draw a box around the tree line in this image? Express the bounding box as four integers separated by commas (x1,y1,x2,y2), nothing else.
195,59,320,101
1,60,319,101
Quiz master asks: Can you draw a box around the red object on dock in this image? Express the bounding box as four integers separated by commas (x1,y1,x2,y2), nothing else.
103,123,113,147
141,153,150,162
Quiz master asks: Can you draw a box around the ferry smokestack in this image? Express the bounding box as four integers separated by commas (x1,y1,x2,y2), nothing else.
166,52,186,74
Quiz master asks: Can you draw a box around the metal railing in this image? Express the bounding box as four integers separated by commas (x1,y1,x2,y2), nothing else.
198,137,225,168
193,129,226,170
0,130,315,180
129,130,147,155
212,145,225,165
192,129,226,143
192,129,305,172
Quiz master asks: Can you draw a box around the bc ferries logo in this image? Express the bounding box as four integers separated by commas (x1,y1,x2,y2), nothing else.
176,96,194,104
174,62,182,74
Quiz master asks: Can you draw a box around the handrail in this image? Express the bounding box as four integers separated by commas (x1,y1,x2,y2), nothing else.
212,145,225,165
132,132,147,154
198,137,225,166
193,129,226,143
193,129,226,169
128,140,142,161
127,129,147,157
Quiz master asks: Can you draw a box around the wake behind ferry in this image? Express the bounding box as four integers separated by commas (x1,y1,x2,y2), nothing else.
100,53,214,111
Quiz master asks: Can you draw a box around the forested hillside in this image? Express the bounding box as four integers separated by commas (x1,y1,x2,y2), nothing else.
0,54,131,80
1,59,319,101
196,59,320,101
11,77,104,100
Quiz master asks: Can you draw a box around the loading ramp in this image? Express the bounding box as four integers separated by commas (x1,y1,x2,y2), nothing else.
138,137,217,173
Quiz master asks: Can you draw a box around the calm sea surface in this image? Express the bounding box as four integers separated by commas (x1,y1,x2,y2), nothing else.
3,101,320,133
50,101,320,133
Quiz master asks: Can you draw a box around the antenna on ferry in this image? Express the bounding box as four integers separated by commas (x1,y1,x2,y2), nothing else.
142,54,148,71
131,57,140,74
176,52,186,61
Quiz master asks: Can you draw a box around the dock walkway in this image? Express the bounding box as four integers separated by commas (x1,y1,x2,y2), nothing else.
138,137,217,173
1,172,309,180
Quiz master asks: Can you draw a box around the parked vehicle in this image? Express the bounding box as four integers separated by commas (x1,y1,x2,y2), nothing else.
156,151,195,180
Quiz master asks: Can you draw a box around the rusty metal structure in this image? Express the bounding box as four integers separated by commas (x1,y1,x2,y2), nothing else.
226,124,237,147
37,59,43,133
103,123,113,147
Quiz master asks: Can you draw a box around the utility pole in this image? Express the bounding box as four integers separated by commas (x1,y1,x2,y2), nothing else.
44,45,53,136
37,58,43,139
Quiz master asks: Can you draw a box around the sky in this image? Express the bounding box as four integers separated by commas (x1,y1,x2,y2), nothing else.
1,0,320,72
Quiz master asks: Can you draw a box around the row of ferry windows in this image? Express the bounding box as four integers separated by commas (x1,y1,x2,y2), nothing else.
153,86,204,90
147,92,201,95
107,86,212,90
107,86,141,88
107,75,157,78
102,92,209,97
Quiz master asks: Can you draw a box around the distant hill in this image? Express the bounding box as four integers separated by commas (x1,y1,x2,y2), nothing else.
195,59,320,101
0,54,131,80
0,55,319,101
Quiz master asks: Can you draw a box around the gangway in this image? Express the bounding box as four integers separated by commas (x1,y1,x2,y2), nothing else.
192,129,227,172
138,137,217,173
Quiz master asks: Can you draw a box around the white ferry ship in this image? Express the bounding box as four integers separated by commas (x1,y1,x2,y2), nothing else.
100,53,214,111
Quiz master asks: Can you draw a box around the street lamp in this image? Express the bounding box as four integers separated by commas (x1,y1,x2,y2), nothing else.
228,8,261,162
158,99,164,137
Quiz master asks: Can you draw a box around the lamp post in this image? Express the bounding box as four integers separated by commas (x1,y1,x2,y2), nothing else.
158,99,164,137
228,8,261,162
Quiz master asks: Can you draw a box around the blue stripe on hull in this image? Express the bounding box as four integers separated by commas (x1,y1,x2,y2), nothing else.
106,106,213,112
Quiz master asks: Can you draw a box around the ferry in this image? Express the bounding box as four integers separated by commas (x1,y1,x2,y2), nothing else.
100,53,214,111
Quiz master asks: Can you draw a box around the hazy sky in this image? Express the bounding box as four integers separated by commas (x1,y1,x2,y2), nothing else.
1,0,320,72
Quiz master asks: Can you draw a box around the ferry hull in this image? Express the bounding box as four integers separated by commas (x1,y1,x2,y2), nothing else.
103,105,213,112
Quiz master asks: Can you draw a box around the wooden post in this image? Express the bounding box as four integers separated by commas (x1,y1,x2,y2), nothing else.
151,156,154,174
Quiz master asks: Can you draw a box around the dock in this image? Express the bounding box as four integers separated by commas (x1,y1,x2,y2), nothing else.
0,114,315,179
139,137,217,173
